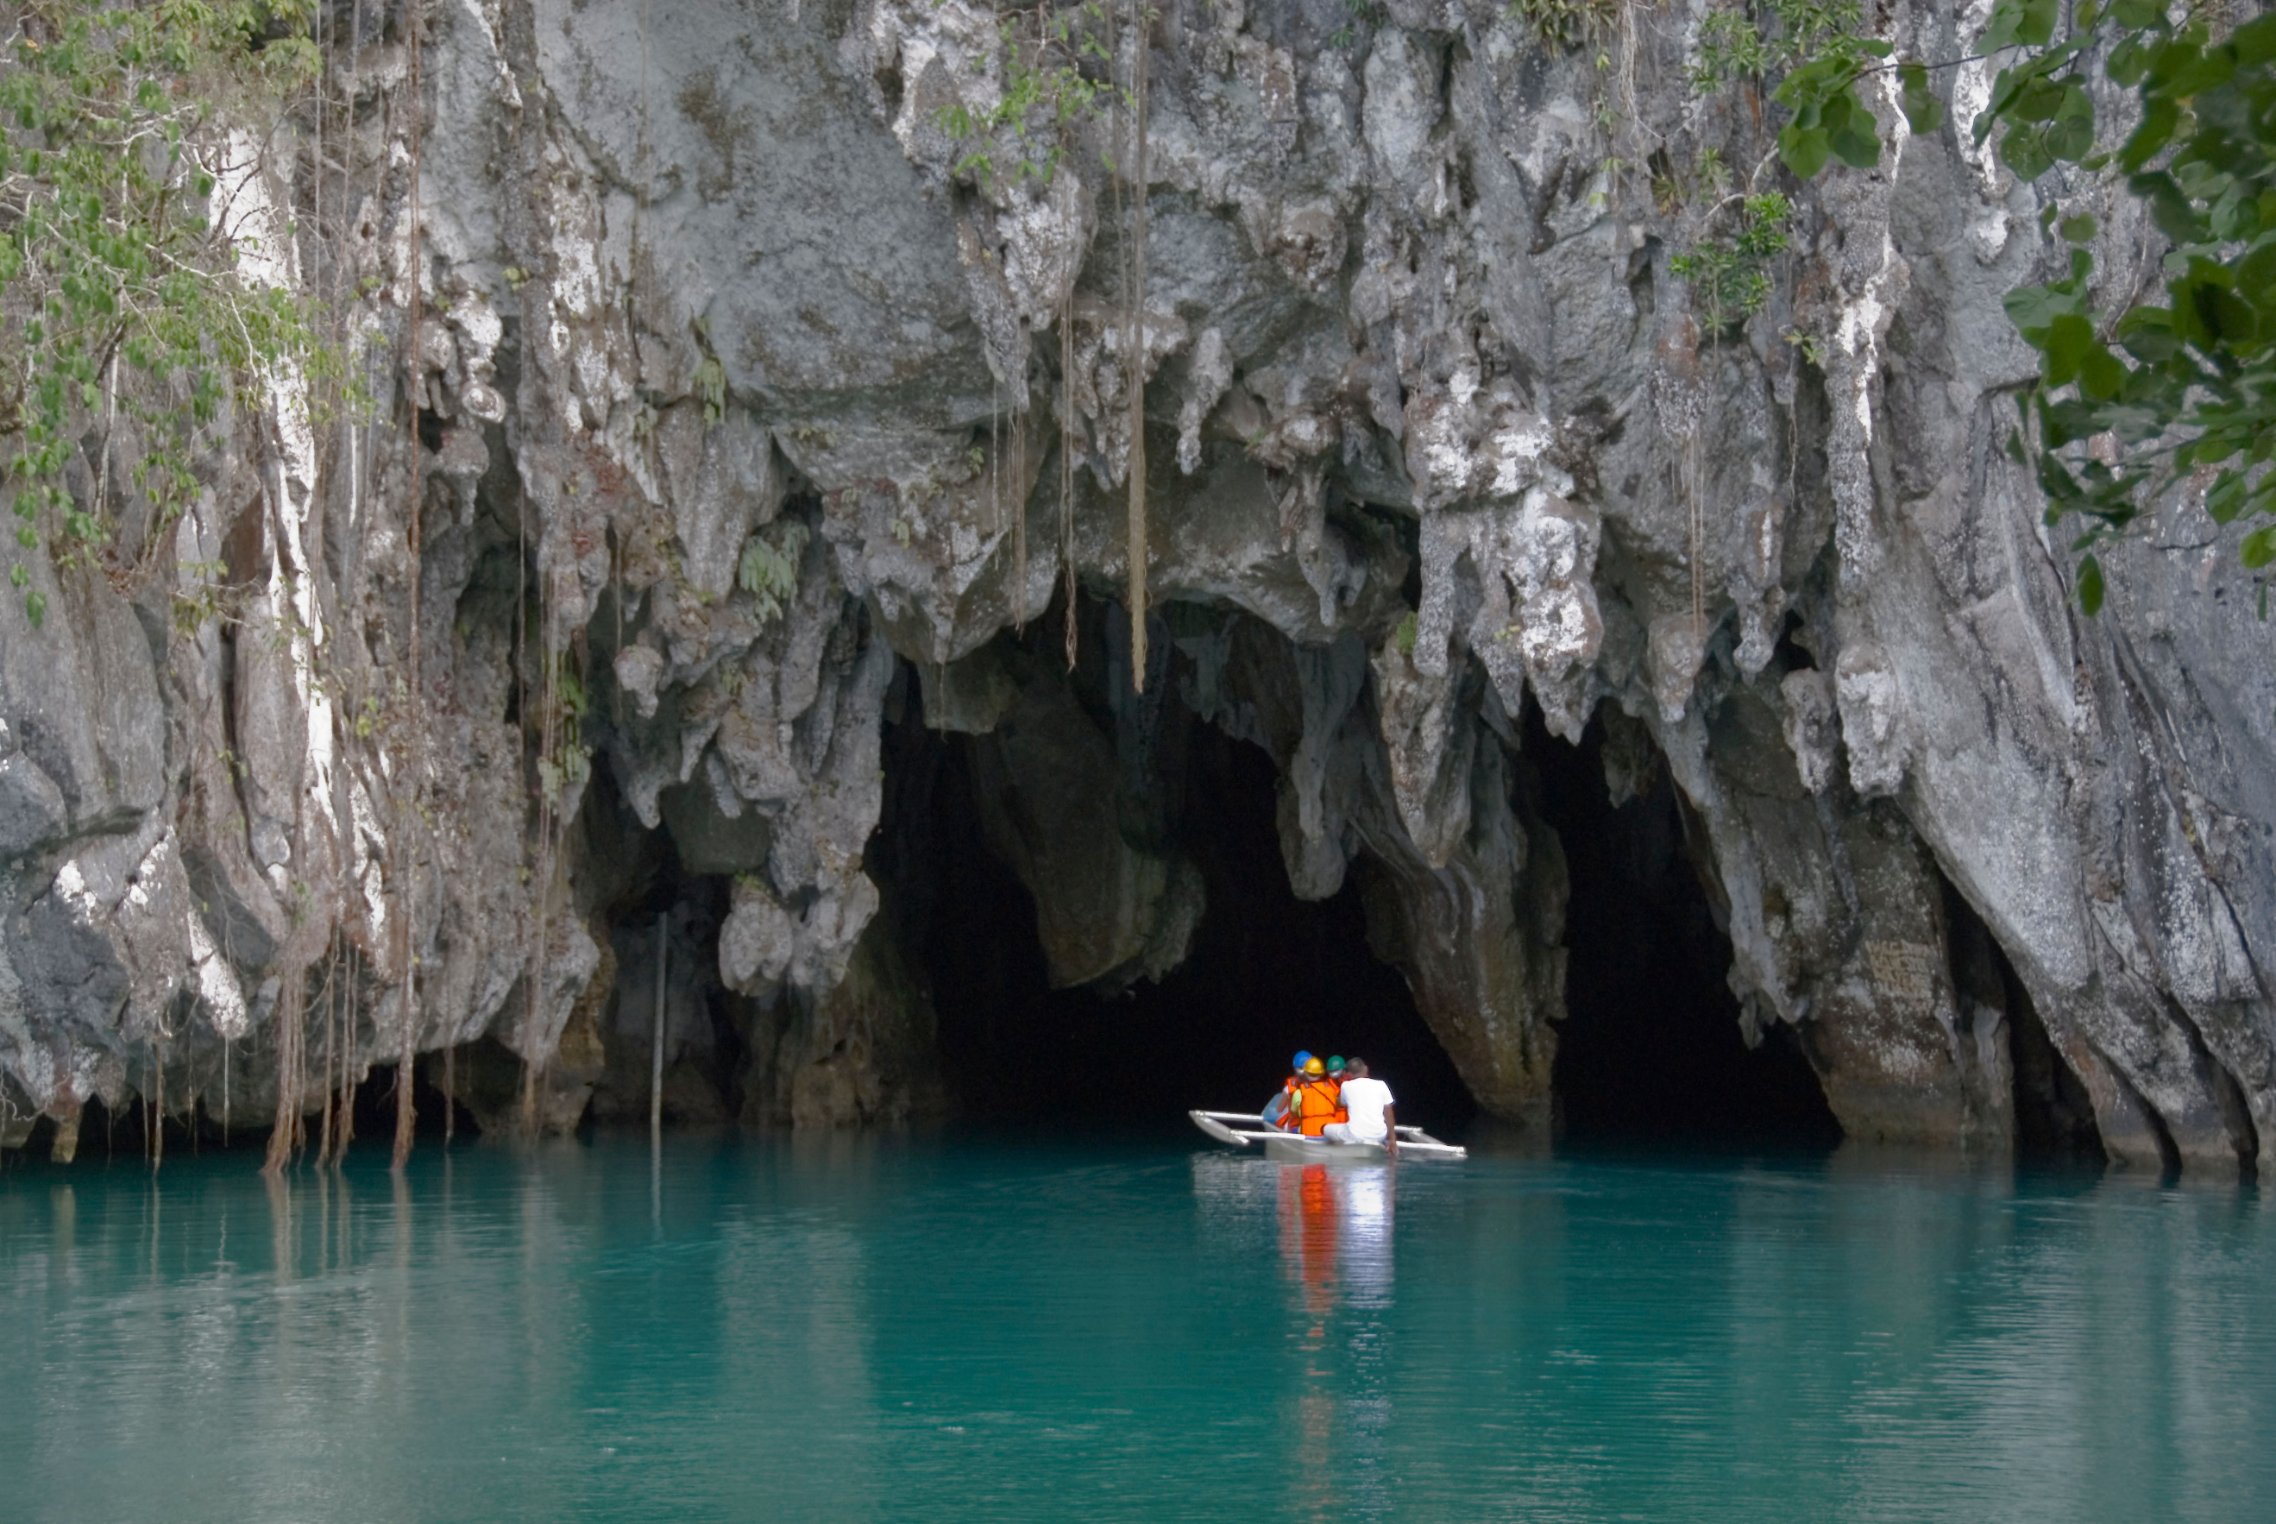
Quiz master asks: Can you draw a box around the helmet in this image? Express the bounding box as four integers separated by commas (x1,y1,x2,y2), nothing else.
1291,1050,1312,1071
1303,1057,1326,1076
1326,1055,1346,1074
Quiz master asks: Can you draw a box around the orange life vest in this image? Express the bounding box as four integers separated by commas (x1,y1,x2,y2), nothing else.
1293,1077,1346,1137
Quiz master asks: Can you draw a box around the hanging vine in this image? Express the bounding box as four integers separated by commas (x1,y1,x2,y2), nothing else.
1122,0,1150,690
940,0,1154,682
390,0,429,1171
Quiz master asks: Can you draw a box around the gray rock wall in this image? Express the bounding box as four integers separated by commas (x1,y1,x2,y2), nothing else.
2,0,2269,1171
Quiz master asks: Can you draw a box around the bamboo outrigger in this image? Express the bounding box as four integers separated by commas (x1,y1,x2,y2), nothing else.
1188,1110,1468,1162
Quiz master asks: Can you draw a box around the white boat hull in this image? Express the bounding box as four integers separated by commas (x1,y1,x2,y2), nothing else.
1188,1109,1467,1162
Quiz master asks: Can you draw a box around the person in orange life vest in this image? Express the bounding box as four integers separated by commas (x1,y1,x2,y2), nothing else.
1263,1050,1312,1130
1291,1056,1346,1137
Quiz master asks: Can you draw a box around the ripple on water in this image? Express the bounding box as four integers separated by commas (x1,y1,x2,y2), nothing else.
1,1134,2270,1522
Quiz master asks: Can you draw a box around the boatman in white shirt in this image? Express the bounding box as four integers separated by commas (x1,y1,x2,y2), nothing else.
1323,1058,1396,1158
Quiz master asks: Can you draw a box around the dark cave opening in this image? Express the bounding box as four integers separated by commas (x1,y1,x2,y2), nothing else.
353,1060,481,1144
1530,709,1842,1149
1940,874,2105,1168
554,756,752,1131
876,639,1475,1131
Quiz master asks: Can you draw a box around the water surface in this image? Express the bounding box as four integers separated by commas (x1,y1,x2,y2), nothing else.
1,1133,2268,1521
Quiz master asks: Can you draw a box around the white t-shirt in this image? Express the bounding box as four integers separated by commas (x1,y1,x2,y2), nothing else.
1338,1076,1394,1142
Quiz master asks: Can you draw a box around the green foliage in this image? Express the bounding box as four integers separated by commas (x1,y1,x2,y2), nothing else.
1671,193,1792,331
1693,0,1861,88
1694,0,2273,605
1974,2,2276,601
1393,610,1418,656
1691,0,1942,178
1330,0,1386,52
938,2,1127,189
1,1,326,620
694,354,726,425
1509,0,1619,51
534,655,590,807
736,520,809,623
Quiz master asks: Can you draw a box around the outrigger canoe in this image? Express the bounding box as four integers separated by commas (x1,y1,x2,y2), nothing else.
1188,1109,1468,1162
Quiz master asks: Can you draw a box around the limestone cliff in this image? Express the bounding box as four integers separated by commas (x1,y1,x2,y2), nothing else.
2,0,2269,1173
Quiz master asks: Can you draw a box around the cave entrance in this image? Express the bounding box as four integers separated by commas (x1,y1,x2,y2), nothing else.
876,627,1473,1130
1530,709,1841,1149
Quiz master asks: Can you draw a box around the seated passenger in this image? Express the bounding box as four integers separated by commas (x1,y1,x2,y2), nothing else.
1323,1058,1397,1157
1262,1050,1312,1130
1291,1057,1346,1138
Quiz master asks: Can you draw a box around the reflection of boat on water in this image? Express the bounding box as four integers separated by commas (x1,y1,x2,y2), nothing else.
1190,1150,1398,1509
1188,1109,1468,1162
1278,1162,1396,1315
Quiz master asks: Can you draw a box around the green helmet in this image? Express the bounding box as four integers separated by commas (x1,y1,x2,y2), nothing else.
1325,1055,1346,1074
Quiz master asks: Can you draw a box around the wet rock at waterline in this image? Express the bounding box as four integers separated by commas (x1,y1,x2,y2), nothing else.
3,1,2273,1174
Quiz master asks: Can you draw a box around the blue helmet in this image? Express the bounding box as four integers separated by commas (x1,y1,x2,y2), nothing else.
1291,1050,1312,1071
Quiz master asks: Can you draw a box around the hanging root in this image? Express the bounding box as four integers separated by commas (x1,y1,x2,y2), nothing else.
1124,0,1150,693
331,945,360,1165
317,945,339,1165
1688,426,1704,646
1061,283,1079,670
1013,407,1029,629
392,0,429,1173
263,974,309,1176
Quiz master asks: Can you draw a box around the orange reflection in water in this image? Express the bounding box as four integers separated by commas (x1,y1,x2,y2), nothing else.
1271,1161,1396,1519
1281,1164,1341,1329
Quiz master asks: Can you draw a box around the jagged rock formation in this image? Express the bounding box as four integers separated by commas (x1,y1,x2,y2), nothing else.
3,0,2271,1173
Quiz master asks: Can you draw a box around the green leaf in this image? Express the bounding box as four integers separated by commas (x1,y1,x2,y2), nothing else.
2003,282,2073,341
2207,286,2260,343
2119,95,2178,171
1829,106,1882,169
2130,171,2203,242
2208,472,2250,525
2047,85,2097,162
1985,0,2059,50
2077,342,2126,403
2233,15,2276,67
2001,125,2057,181
2113,306,2178,362
1779,122,1832,180
2243,526,2276,571
2043,313,2096,386
2076,553,2105,616
2059,212,2099,243
1898,62,1945,136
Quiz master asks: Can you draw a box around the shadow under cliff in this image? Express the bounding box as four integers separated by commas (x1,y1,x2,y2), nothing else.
1529,707,1843,1149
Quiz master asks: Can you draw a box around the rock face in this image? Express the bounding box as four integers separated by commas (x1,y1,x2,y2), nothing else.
2,0,2271,1174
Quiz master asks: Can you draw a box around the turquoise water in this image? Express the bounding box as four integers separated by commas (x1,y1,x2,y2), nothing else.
1,1133,2270,1522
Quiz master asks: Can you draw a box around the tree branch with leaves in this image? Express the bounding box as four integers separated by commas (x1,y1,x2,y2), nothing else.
0,0,325,627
